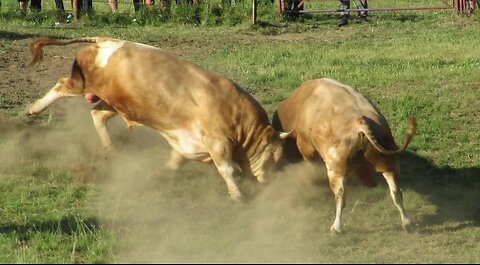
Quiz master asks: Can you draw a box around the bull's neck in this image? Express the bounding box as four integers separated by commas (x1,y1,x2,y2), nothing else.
241,123,273,177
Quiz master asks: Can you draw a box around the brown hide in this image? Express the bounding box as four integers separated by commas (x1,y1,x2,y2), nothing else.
272,78,416,232
27,37,290,200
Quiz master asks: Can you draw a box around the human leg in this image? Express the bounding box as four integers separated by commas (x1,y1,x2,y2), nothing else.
355,0,368,22
55,0,64,11
133,0,141,12
108,0,118,13
30,0,41,11
18,0,27,13
338,0,350,27
144,0,153,9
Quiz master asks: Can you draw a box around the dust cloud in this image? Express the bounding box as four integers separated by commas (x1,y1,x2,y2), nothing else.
0,100,335,263
98,158,333,263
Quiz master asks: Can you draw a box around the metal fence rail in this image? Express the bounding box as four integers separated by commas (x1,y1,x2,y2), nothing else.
277,0,477,16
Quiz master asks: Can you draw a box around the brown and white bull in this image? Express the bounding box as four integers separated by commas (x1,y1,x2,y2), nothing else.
27,37,291,200
272,78,417,233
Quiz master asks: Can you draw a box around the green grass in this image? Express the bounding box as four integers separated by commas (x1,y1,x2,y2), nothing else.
1,1,480,263
0,163,113,263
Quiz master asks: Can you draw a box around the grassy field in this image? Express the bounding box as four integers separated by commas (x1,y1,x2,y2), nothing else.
0,0,480,263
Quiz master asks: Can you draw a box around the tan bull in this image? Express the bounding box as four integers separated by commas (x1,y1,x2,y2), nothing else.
27,37,291,200
272,78,416,233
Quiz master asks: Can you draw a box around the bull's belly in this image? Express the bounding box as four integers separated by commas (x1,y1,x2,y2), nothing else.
157,129,212,162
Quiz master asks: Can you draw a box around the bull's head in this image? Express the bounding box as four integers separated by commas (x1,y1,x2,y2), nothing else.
253,126,293,183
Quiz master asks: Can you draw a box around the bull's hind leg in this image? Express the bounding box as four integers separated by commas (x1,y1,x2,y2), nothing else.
90,100,118,150
382,171,412,232
318,141,349,234
28,77,80,115
326,166,347,233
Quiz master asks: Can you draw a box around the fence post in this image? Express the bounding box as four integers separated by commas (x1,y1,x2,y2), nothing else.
252,0,257,24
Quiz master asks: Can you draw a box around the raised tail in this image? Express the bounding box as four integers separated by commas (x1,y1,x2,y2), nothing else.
358,116,417,155
29,37,101,67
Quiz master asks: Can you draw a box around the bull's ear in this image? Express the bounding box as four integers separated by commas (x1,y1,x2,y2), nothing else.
278,130,294,139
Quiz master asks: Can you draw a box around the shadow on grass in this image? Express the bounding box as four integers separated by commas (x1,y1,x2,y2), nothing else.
0,214,101,240
0,31,41,41
0,30,66,41
399,151,480,233
278,138,480,233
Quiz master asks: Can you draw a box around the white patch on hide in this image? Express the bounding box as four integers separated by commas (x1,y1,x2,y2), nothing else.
158,125,209,160
95,41,125,68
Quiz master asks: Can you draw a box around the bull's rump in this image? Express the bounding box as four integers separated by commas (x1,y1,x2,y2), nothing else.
275,78,393,142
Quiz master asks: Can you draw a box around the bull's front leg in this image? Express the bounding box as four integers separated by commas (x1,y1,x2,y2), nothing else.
27,78,79,115
216,160,242,201
206,138,242,201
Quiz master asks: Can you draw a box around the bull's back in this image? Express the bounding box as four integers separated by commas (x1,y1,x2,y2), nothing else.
280,78,387,129
306,78,378,119
277,79,355,131
81,40,269,131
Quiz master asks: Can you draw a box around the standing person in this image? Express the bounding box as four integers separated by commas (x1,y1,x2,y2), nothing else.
338,0,368,27
54,0,65,19
144,0,153,9
109,0,117,13
55,0,64,11
132,0,154,12
72,0,93,17
133,0,140,12
17,0,41,13
18,0,66,19
18,0,27,13
30,0,41,11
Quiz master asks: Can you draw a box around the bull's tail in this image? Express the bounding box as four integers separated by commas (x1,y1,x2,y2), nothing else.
29,37,103,67
359,116,417,155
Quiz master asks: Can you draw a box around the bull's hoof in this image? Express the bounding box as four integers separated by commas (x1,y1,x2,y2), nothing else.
103,145,115,152
229,192,243,202
402,221,413,233
94,146,114,161
330,225,342,235
24,105,35,116
256,176,267,183
401,215,413,232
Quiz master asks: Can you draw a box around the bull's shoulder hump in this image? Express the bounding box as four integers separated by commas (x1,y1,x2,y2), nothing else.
310,78,355,93
125,40,164,51
94,39,166,68
311,78,371,104
94,40,127,68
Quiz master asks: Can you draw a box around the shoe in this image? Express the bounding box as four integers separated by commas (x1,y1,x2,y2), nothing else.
338,17,349,27
66,14,73,23
360,16,369,24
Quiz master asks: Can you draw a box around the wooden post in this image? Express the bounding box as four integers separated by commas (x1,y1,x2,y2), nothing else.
252,0,257,24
